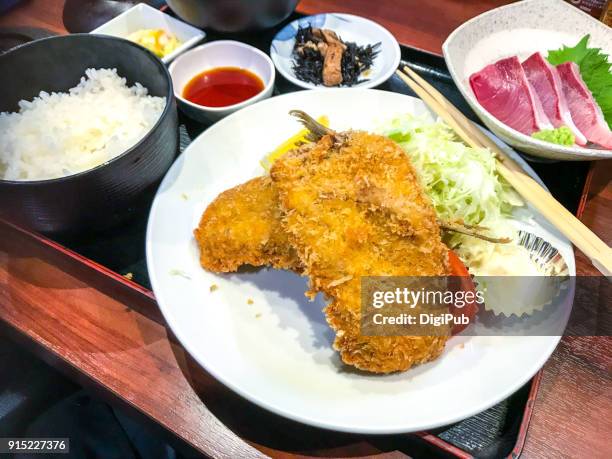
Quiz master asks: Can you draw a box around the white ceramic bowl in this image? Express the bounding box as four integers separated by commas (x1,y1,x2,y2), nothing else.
443,0,612,161
270,13,400,90
91,3,205,64
169,40,275,123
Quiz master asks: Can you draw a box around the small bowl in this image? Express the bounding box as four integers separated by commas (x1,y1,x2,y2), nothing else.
270,13,400,90
91,3,206,64
169,40,275,123
0,34,178,235
443,0,612,161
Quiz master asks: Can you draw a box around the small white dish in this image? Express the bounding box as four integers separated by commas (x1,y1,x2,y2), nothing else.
443,0,612,161
270,13,400,90
91,3,205,64
168,40,275,123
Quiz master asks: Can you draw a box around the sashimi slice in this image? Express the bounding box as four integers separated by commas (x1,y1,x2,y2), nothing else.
522,52,587,146
470,56,552,136
557,62,612,149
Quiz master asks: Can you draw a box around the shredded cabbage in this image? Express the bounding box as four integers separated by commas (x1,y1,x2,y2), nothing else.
379,114,524,267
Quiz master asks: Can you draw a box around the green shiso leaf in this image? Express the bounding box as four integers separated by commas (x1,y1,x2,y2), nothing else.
547,34,612,129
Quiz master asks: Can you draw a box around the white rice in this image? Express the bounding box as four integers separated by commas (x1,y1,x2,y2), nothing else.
0,68,166,181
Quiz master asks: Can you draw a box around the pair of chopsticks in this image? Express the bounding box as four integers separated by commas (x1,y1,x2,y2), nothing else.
395,66,612,277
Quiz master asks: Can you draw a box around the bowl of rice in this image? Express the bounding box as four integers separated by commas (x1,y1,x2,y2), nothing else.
0,34,178,234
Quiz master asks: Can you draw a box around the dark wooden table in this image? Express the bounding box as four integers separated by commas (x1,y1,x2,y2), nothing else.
1,1,611,458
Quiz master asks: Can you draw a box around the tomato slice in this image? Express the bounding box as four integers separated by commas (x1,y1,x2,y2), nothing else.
448,250,479,334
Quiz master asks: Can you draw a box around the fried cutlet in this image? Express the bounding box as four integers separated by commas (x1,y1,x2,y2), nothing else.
270,131,450,373
194,176,299,272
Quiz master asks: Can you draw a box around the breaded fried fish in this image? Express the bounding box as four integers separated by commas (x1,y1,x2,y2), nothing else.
270,113,450,373
194,176,299,272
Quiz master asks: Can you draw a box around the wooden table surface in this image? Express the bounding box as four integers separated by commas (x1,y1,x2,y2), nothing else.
1,1,611,458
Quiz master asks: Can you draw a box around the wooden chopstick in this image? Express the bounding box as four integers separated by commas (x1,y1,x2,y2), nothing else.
398,69,611,260
402,67,520,168
397,66,612,275
397,67,601,249
395,67,612,277
397,67,612,273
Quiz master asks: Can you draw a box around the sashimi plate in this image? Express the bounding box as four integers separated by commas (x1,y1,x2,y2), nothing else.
146,89,575,433
443,0,612,160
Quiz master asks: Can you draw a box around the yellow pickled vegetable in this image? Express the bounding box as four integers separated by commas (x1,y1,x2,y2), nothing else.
127,29,181,58
261,116,329,170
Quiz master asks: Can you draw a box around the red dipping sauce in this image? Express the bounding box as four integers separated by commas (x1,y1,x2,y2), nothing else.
183,66,264,107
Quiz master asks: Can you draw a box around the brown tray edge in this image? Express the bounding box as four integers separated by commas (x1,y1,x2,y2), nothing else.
0,1,597,453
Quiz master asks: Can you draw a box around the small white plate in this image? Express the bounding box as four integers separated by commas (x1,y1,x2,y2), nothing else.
443,0,612,161
270,13,400,89
146,89,575,434
91,3,205,64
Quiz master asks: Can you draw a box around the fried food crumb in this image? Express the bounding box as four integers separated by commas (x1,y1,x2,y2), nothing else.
255,313,262,318
181,192,189,200
124,272,134,280
209,284,218,292
327,275,353,288
247,298,254,305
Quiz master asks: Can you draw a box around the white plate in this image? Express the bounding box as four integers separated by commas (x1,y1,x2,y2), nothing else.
91,3,205,64
443,0,612,161
146,89,575,433
270,13,400,89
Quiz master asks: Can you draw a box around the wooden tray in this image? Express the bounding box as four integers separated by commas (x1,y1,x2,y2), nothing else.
0,10,594,459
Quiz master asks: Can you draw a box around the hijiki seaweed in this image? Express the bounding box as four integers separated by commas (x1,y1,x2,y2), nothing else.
292,26,380,87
